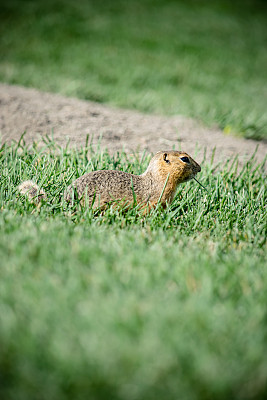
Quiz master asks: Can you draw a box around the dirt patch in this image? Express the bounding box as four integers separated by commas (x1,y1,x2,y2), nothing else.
1,83,266,166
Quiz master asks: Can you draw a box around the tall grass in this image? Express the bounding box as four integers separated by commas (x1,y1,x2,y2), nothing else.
0,138,266,399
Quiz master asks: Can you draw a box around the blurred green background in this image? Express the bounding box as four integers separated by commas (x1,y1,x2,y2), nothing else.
1,0,267,139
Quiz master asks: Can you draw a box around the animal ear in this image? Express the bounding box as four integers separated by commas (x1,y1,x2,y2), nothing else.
163,153,170,164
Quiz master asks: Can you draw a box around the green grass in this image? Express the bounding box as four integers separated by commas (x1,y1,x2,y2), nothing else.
1,0,267,139
0,137,266,399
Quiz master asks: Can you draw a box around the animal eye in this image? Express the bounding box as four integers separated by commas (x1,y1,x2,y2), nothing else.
180,156,190,164
163,153,170,164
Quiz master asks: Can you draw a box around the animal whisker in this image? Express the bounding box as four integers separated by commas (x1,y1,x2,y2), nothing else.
193,177,208,192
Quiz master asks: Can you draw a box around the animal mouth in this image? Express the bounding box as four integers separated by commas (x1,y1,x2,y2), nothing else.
183,175,194,182
185,172,199,182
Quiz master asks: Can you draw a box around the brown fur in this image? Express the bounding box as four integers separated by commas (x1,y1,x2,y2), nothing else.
18,180,47,202
18,150,201,209
64,150,201,209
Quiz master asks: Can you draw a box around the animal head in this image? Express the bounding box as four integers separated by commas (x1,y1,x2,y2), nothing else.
147,150,201,185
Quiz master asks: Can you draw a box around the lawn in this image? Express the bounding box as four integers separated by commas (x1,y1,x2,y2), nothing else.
0,0,267,139
0,138,266,399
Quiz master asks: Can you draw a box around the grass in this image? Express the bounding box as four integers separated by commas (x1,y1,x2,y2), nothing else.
0,0,267,139
0,137,266,399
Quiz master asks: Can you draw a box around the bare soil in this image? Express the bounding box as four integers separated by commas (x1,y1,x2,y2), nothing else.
1,83,266,166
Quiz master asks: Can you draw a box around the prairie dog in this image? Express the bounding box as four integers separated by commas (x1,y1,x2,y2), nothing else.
19,150,201,209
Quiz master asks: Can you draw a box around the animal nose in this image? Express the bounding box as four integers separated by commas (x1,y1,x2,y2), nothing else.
197,165,201,172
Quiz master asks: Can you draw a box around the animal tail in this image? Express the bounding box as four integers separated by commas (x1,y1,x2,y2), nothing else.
18,180,47,203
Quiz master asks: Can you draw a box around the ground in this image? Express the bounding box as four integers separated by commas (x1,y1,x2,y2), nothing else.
1,83,266,166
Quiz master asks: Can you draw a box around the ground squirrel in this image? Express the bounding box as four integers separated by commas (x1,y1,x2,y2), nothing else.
19,150,201,210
